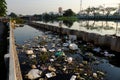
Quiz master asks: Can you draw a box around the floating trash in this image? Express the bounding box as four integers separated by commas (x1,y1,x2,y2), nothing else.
39,78,44,80
26,50,34,55
69,43,78,50
93,73,98,78
93,47,101,53
26,69,42,80
31,65,37,69
55,51,64,57
40,47,47,52
70,75,77,80
30,55,36,59
50,59,54,62
45,72,56,78
49,48,56,52
48,66,56,72
67,57,73,63
82,61,88,65
97,71,105,76
16,28,109,80
63,43,69,47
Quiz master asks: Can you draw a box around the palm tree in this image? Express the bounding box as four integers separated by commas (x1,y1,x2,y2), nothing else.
85,7,92,16
105,7,117,16
98,5,105,16
90,7,99,16
0,0,7,16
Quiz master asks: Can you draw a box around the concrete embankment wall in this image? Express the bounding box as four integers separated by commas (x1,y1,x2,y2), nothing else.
28,22,120,52
6,21,23,80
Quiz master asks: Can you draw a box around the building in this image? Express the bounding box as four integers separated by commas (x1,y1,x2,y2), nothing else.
58,7,63,15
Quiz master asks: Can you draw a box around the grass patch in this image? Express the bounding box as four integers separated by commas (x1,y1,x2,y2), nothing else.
57,16,78,21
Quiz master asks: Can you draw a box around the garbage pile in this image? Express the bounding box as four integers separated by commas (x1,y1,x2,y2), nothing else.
17,31,106,80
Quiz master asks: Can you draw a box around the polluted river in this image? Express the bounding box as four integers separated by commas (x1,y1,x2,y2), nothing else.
14,24,120,80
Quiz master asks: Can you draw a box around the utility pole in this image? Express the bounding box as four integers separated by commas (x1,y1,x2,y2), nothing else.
80,0,82,14
117,3,120,15
119,3,120,9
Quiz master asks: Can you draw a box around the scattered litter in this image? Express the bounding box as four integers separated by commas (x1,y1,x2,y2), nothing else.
26,69,42,80
97,71,105,76
31,65,37,69
82,61,88,65
63,43,69,47
40,47,47,52
26,50,34,55
49,48,56,52
70,75,77,80
55,51,64,57
48,66,56,72
69,43,78,50
50,59,54,62
16,29,108,80
93,47,101,53
30,55,36,58
67,57,73,63
93,73,98,78
46,72,56,78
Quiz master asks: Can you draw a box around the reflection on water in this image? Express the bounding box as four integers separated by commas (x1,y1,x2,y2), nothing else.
63,20,74,28
78,21,119,36
36,20,120,36
14,25,44,44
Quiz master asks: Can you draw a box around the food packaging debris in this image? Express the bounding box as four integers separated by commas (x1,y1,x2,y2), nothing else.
48,66,56,72
26,69,42,80
70,75,77,80
93,47,101,53
67,57,73,63
50,59,54,62
69,43,78,50
93,73,98,78
63,43,69,47
45,72,56,78
26,50,34,55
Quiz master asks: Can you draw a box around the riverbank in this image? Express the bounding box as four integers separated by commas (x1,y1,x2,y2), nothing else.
58,16,78,21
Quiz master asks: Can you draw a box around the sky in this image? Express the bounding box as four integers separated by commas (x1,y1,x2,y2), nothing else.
6,0,120,15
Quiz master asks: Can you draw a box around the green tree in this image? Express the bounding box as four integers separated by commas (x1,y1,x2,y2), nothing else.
9,12,18,18
85,7,92,16
63,9,76,16
90,7,99,16
0,0,7,16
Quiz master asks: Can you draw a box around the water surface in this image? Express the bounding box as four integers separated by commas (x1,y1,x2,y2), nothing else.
14,25,120,80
